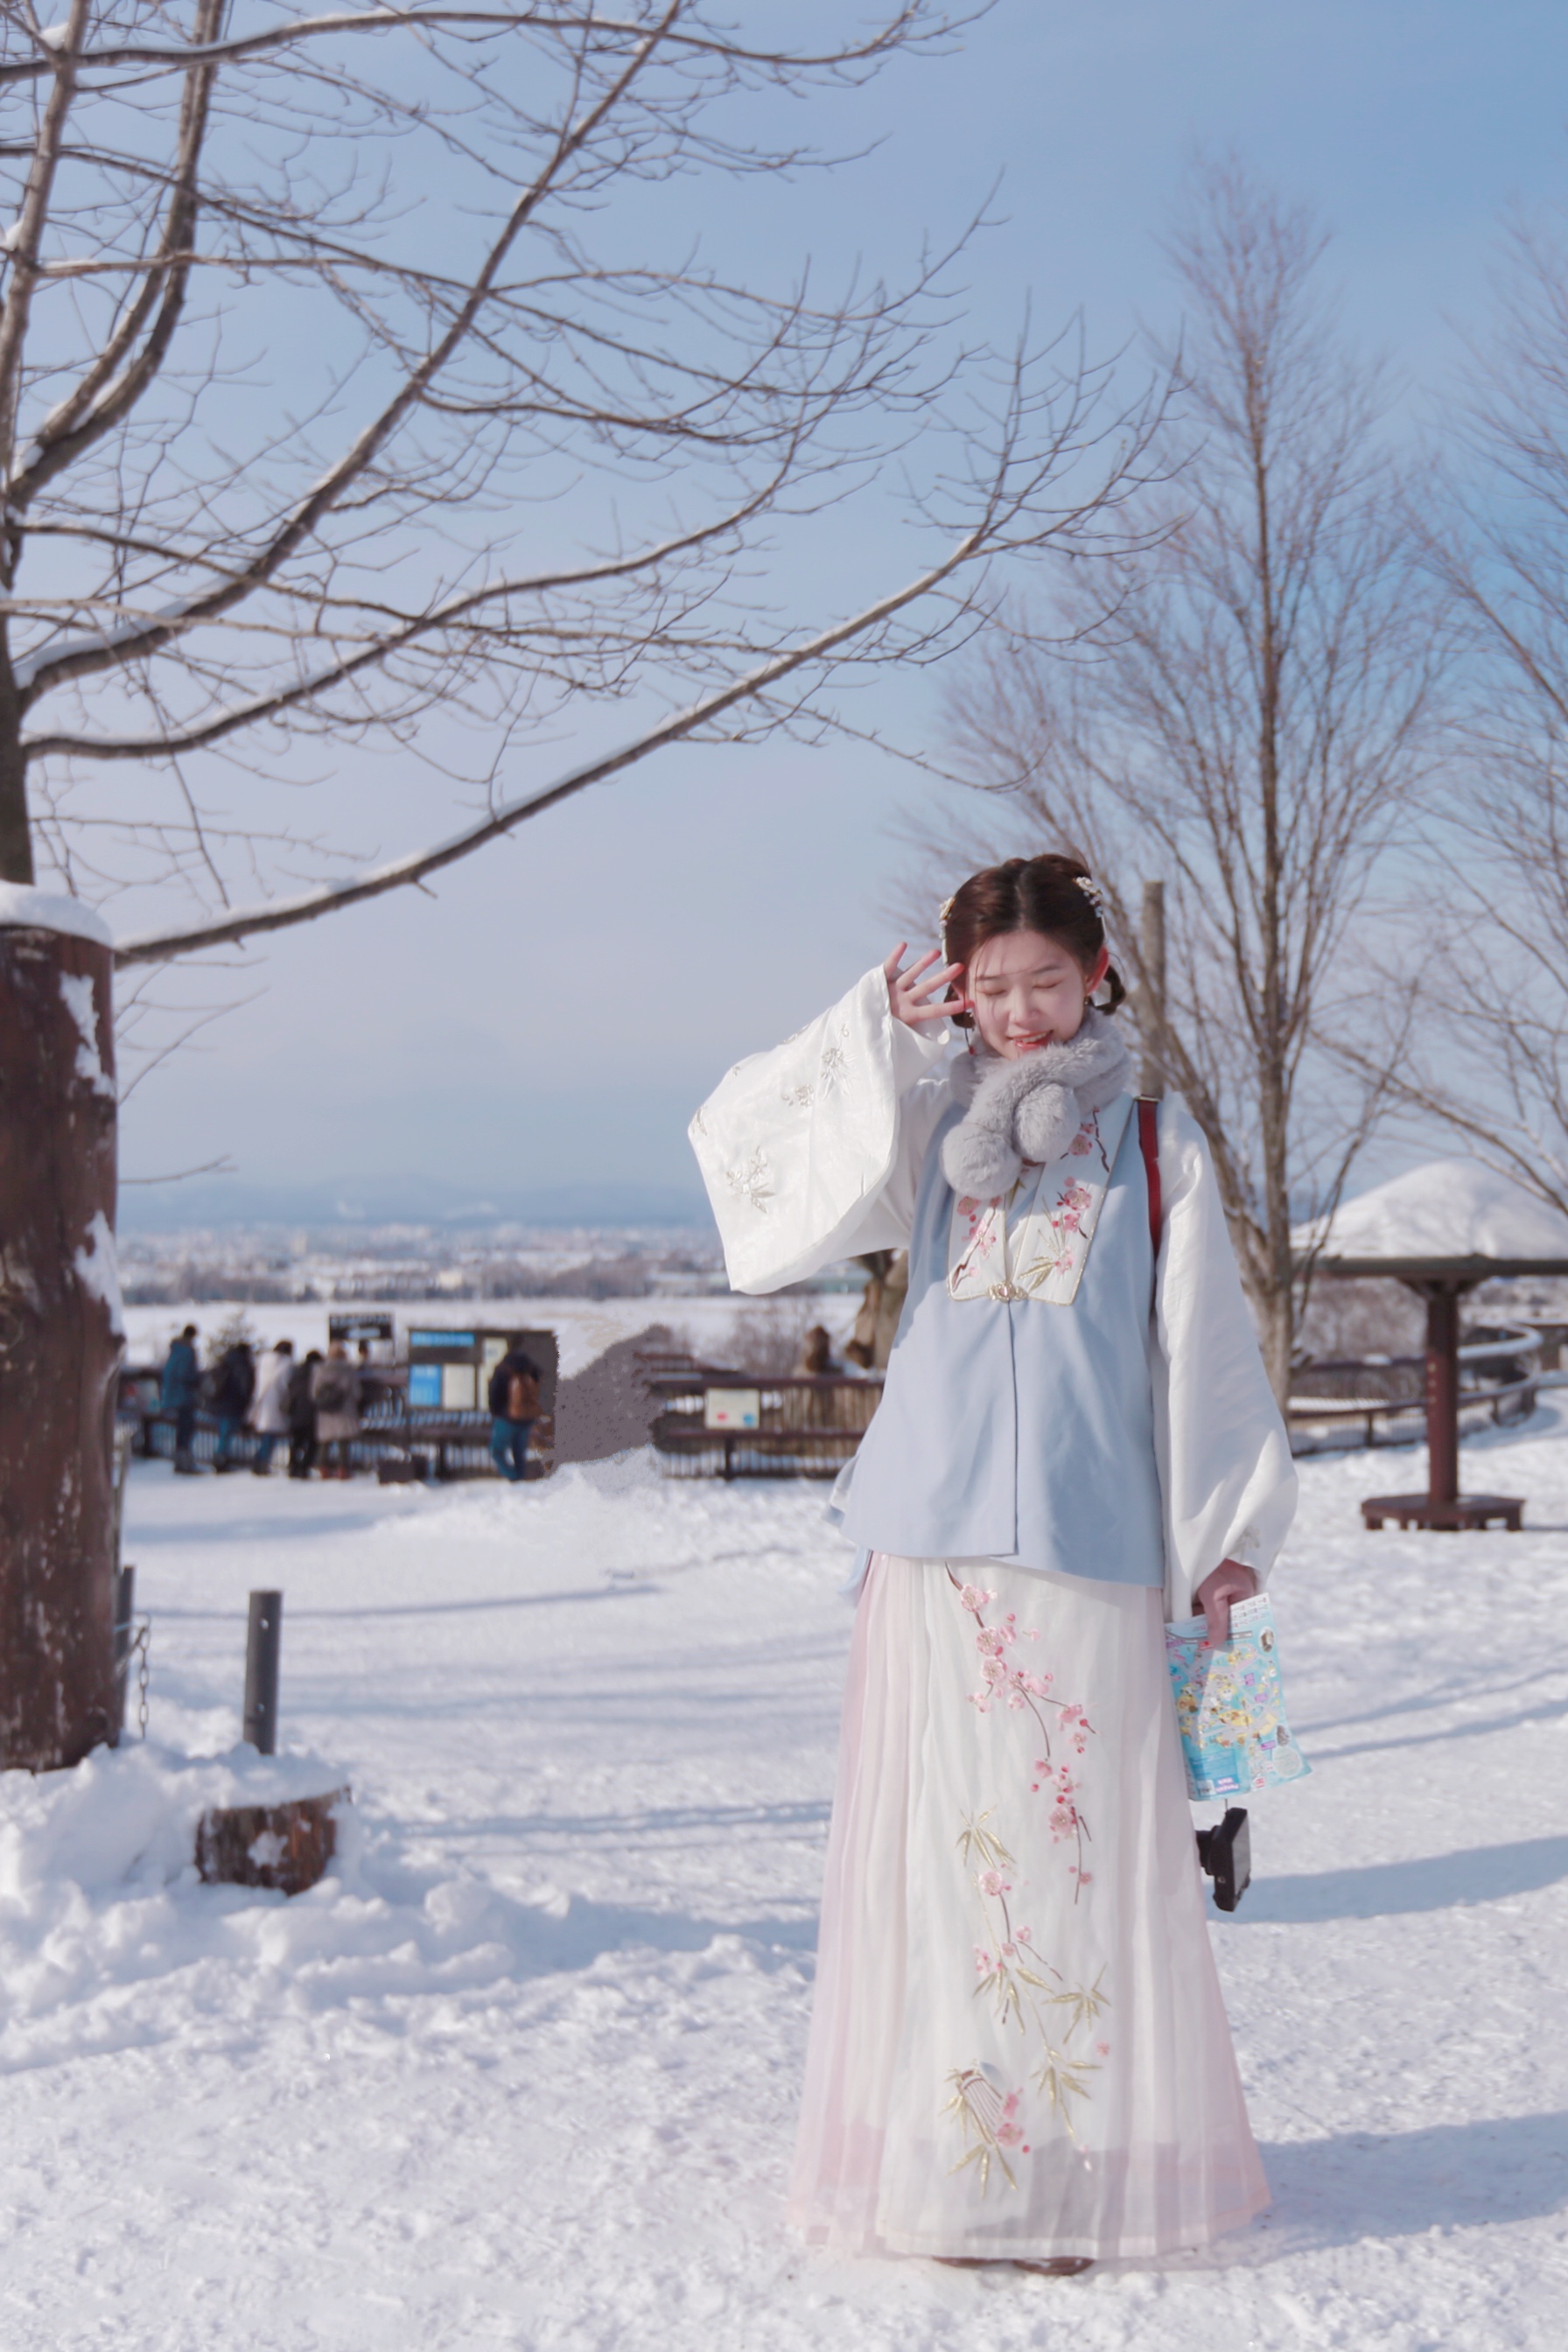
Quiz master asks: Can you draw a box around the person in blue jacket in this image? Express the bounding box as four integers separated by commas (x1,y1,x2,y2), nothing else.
160,1325,200,1475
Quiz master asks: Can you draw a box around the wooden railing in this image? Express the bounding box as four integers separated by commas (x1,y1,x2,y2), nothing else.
647,1368,883,1480
1287,1326,1546,1453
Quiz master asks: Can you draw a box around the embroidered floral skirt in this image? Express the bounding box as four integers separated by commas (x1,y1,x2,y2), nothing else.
788,1552,1269,2262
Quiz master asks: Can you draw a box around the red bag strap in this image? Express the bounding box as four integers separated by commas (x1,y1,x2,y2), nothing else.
1137,1096,1162,1259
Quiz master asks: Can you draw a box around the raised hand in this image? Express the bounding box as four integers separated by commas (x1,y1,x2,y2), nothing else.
883,942,963,1030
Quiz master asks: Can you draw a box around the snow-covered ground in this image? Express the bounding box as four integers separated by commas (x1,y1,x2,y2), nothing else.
3,1407,1566,2348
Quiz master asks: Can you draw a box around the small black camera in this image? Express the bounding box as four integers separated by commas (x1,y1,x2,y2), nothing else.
1195,1807,1251,1912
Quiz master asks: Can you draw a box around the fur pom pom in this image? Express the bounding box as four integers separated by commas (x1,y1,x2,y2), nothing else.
940,1011,1134,1198
1013,1082,1080,1168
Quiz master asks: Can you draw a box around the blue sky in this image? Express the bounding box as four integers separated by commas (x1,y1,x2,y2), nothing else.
115,1,1568,1217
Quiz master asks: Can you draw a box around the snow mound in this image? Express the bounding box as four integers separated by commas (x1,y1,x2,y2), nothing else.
0,1741,346,1902
0,884,112,946
0,1737,733,2063
1296,1156,1568,1264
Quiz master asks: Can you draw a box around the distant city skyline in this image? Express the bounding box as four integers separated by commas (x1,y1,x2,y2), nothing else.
116,1172,713,1234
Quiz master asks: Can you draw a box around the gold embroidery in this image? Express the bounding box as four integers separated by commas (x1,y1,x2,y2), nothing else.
942,2068,1024,2195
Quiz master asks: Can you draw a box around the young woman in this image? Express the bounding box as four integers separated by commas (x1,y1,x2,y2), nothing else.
690,853,1296,2272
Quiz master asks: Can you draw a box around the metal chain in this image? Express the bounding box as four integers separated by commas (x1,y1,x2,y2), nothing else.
130,1616,151,1740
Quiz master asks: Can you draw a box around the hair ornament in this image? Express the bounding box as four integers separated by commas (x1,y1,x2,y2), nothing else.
938,894,956,941
1074,872,1107,915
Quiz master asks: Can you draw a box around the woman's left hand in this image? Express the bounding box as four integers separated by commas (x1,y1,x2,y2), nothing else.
1194,1559,1257,1646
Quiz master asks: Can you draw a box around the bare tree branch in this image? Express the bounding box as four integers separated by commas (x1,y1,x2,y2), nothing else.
932,159,1444,1398
0,0,1163,1027
1368,203,1568,1215
113,398,1160,964
0,4,965,88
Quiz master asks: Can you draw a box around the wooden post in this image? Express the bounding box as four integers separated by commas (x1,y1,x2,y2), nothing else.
1424,1285,1460,1508
0,906,122,1768
1138,878,1166,1099
242,1590,283,1755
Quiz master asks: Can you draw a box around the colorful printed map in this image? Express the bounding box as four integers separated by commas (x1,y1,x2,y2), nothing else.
1165,1592,1312,1801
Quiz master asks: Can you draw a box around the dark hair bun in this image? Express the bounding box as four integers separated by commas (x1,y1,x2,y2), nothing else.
942,853,1124,1026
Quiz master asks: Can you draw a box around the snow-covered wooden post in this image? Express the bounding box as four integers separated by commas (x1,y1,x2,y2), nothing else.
0,889,123,1768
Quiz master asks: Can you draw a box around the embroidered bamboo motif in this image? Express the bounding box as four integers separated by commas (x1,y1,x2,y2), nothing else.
947,1814,1110,2180
942,2066,1026,2194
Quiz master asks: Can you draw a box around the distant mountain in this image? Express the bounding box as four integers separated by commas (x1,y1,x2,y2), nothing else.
117,1172,713,1234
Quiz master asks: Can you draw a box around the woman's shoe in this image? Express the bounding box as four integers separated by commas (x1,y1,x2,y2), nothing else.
937,2256,1094,2278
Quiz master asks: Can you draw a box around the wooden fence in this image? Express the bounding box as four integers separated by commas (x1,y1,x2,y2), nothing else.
648,1368,883,1480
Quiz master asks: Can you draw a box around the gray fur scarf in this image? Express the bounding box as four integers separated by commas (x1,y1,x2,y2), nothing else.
940,1009,1135,1198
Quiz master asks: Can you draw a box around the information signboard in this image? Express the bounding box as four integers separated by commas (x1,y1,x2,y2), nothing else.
704,1388,761,1432
404,1327,560,1465
329,1312,395,1346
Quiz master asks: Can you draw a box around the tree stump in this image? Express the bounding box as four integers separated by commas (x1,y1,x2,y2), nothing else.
0,903,122,1769
195,1788,350,1896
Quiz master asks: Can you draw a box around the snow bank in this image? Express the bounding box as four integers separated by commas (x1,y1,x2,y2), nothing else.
0,1740,347,1902
0,1738,611,2057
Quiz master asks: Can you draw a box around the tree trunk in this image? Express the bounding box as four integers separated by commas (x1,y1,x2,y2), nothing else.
1256,1281,1294,1420
0,915,121,1769
1138,878,1166,1097
195,1789,350,1897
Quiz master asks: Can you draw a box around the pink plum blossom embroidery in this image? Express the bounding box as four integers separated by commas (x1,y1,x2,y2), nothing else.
1055,1180,1094,1234
948,1569,1097,1895
950,1200,1000,1283
1014,1177,1102,1294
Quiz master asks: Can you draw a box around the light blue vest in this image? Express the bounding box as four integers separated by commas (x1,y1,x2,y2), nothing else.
830,1096,1165,1585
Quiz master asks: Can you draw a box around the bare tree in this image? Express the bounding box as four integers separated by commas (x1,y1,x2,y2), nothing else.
0,0,1167,1768
940,159,1438,1402
0,0,1168,947
1355,204,1568,1218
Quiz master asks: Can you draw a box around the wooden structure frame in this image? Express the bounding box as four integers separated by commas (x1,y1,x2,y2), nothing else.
1303,1245,1568,1532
